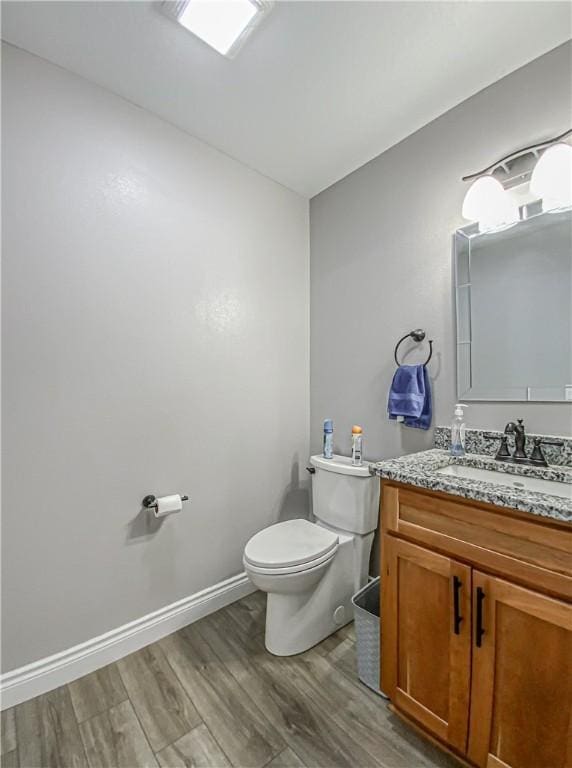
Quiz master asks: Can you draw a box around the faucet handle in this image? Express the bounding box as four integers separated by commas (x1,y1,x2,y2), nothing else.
485,433,511,461
529,437,564,467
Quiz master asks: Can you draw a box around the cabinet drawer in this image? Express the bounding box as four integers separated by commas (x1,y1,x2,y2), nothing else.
382,483,572,600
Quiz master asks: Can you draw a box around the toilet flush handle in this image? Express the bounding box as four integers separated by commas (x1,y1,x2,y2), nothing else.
306,466,316,474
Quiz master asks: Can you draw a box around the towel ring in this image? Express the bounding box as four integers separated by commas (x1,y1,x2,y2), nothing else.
394,329,433,367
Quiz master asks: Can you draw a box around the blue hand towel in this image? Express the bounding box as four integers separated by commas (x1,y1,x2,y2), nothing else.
388,365,426,418
388,364,432,430
403,366,432,430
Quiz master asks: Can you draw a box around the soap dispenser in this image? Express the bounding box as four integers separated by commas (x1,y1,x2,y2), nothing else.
450,404,468,457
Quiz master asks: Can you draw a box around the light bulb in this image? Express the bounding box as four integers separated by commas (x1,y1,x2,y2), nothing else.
530,143,572,212
462,176,519,233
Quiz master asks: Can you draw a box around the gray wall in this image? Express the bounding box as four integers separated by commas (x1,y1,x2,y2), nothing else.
310,41,572,464
2,44,309,672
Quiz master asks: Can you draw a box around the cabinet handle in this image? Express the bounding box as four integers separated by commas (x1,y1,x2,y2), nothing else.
475,587,485,647
453,576,463,635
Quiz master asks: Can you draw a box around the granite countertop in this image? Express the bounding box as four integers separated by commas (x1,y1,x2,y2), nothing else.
374,449,572,523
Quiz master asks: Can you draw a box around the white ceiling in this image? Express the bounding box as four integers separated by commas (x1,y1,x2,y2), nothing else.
2,1,571,197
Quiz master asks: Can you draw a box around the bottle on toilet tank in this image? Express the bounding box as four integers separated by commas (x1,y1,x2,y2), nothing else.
351,425,363,466
323,419,334,459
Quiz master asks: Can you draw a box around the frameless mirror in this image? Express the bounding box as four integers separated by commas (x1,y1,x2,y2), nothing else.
454,207,572,402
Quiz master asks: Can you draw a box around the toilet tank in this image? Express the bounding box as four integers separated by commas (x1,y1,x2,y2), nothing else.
309,454,379,534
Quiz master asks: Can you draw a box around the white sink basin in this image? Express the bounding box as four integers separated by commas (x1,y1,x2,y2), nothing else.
436,464,572,501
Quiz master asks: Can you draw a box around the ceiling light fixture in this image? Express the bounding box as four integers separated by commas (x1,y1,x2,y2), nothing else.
162,0,272,58
461,129,572,231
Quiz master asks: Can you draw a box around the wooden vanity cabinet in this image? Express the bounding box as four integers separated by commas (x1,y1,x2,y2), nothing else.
380,482,572,768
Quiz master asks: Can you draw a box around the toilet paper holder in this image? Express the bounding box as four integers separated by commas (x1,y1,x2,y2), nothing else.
142,493,189,511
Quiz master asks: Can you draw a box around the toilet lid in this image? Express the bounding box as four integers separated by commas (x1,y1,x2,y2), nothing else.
244,519,339,569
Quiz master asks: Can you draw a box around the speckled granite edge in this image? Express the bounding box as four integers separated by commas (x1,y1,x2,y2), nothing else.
434,426,572,467
374,449,572,523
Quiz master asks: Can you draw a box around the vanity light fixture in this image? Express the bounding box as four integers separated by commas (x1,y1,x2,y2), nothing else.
162,0,272,58
461,176,519,233
461,128,572,231
530,142,572,212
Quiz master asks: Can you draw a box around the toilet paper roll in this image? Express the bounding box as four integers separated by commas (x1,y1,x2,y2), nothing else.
154,494,183,518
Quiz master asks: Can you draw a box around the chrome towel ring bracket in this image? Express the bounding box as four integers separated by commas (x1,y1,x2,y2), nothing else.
394,329,433,367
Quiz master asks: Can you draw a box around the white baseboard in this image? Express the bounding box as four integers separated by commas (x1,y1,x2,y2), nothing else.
0,572,256,709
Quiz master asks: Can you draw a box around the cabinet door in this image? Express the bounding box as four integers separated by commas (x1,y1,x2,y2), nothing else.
468,571,572,768
382,536,472,753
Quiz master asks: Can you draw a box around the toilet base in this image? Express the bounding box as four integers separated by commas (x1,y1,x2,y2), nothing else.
263,533,367,656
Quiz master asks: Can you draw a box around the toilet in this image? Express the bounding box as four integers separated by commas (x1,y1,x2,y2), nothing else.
243,454,379,656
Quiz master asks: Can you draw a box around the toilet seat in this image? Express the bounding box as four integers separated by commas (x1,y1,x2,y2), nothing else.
244,546,337,576
243,519,338,571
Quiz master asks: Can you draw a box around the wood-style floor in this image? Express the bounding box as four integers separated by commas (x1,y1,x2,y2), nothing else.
0,591,457,768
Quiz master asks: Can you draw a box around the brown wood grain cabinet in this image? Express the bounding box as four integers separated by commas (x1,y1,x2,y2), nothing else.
380,481,572,768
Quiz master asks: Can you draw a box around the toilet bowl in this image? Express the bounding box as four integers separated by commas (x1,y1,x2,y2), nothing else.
243,454,379,656
244,519,339,594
